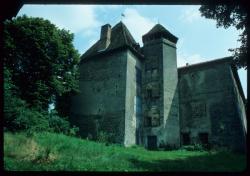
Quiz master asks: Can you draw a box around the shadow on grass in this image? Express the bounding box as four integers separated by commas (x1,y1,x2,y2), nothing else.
128,151,247,172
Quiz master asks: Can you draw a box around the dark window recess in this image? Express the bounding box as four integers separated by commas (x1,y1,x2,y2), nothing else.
136,86,141,96
115,85,118,95
136,129,140,145
182,133,190,145
144,116,152,127
151,116,160,127
135,96,142,116
199,133,209,144
147,89,152,98
147,136,157,150
135,66,142,85
152,88,160,98
151,98,158,105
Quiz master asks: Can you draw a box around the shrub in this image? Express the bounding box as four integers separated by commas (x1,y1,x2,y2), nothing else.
48,110,80,137
4,67,49,133
68,126,79,137
4,67,78,137
182,143,205,151
49,114,70,134
129,145,145,150
96,131,114,144
158,142,178,151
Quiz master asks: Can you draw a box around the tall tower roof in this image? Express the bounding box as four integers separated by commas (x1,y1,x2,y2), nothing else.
142,24,178,44
107,21,137,50
81,21,141,61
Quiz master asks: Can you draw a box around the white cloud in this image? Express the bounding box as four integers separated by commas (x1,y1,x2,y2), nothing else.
177,38,184,50
177,51,207,67
18,5,101,36
176,38,208,67
122,8,156,45
179,6,202,23
98,5,122,10
187,54,206,63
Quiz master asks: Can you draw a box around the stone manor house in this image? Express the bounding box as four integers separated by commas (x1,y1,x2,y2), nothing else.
70,21,247,151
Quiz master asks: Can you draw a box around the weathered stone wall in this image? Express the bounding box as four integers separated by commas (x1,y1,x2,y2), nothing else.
142,39,164,148
229,66,246,151
142,38,180,148
70,51,127,143
124,50,142,146
178,61,246,151
162,39,180,147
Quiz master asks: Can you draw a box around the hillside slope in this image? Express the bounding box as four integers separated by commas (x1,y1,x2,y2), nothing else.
4,132,246,171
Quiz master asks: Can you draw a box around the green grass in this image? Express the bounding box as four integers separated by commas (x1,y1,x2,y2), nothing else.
4,132,246,172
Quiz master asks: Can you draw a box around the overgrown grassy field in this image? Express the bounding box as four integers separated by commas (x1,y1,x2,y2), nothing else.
4,132,246,172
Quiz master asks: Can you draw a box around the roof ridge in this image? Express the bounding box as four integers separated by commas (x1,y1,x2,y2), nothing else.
80,21,140,61
178,56,233,70
120,22,129,46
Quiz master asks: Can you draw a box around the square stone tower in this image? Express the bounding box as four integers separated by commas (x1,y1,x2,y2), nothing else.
70,22,143,147
141,24,180,149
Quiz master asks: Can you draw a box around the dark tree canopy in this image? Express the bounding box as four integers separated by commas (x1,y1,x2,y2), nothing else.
3,15,80,112
199,4,247,69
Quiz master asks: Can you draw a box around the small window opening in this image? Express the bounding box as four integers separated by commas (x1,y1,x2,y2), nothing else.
147,89,152,98
182,132,190,145
199,133,209,145
144,116,152,127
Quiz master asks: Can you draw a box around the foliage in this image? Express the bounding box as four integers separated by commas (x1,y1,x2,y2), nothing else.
4,67,78,136
55,89,79,118
4,67,49,132
181,144,205,152
3,15,80,111
96,131,115,144
4,132,246,171
159,142,178,151
3,15,81,136
68,126,80,137
199,4,247,69
48,110,79,136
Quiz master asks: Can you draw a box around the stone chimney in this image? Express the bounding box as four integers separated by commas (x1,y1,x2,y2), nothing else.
99,24,111,50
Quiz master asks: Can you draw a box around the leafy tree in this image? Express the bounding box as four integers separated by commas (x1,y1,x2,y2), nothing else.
3,15,80,112
199,4,247,69
4,67,49,132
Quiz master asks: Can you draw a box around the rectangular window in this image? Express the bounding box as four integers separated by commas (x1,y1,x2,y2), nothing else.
182,133,190,145
144,116,152,127
151,98,158,105
147,135,157,150
135,66,142,85
199,133,209,145
152,68,158,80
191,102,206,118
152,87,160,98
147,89,152,98
151,116,160,127
135,96,142,116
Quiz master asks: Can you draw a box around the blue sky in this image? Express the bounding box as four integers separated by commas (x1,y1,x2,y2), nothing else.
17,5,247,97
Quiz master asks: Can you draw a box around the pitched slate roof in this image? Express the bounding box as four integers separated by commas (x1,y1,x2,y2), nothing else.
142,24,178,44
146,24,170,35
81,21,142,61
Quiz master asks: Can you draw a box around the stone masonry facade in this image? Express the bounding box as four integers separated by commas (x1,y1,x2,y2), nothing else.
70,22,247,152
